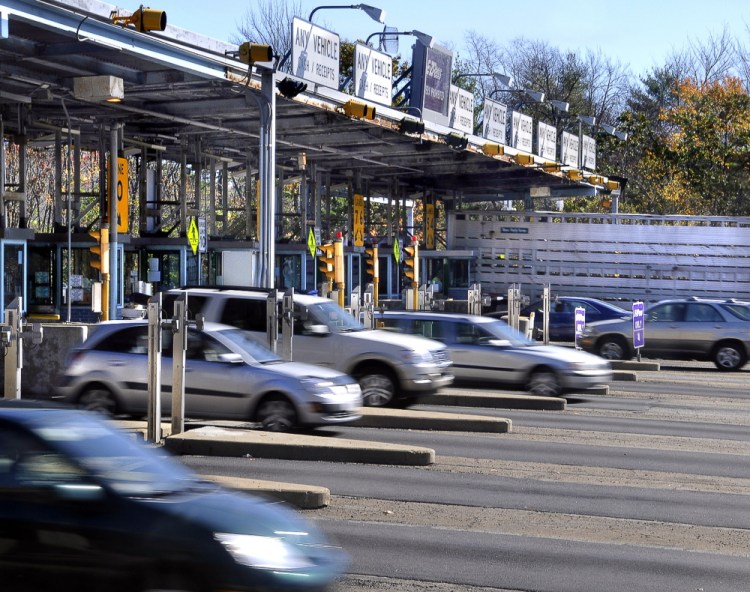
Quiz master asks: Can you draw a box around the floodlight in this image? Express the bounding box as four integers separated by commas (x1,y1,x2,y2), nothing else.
110,7,166,32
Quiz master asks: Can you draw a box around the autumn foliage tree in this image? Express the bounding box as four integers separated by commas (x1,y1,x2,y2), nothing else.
653,76,750,216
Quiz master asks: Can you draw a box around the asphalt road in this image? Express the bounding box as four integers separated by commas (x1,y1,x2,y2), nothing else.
181,360,750,592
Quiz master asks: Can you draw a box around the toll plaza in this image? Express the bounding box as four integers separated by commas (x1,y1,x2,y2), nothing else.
0,0,619,323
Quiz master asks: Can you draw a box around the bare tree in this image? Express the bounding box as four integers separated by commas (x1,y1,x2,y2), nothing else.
233,0,303,57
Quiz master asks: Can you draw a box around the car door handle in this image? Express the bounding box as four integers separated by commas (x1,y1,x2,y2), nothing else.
110,360,126,367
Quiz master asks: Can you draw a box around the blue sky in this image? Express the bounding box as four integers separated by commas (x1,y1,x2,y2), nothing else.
152,0,750,77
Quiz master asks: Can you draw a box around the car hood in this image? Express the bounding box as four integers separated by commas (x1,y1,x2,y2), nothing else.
348,328,446,352
519,344,612,366
264,360,354,382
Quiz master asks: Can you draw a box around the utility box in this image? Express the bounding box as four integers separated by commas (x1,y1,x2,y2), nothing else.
219,251,258,286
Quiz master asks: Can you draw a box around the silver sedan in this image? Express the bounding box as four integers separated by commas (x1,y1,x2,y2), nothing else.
375,311,612,396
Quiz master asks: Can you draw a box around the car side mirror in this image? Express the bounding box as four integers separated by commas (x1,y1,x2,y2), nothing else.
307,324,330,336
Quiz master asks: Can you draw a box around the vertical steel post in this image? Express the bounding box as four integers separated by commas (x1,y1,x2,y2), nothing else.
147,293,163,443
171,293,187,435
3,297,22,399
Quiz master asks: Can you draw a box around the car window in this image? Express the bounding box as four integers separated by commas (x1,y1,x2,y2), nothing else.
647,303,686,322
721,303,750,321
184,330,233,362
684,303,723,322
220,297,266,331
93,325,149,354
0,423,85,489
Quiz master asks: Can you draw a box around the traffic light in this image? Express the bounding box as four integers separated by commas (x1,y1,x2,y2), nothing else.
402,240,419,286
239,42,273,65
89,229,109,274
364,245,379,281
318,243,335,286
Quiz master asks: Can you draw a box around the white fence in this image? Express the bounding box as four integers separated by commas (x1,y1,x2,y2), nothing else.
449,211,750,304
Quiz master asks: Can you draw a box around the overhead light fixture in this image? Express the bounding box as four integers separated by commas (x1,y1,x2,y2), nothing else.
482,142,504,156
277,77,308,99
110,7,167,32
239,42,273,65
445,132,468,151
548,99,569,113
343,99,376,120
73,75,124,103
515,153,534,166
399,116,425,135
578,114,596,127
524,90,545,103
309,3,386,24
365,29,434,50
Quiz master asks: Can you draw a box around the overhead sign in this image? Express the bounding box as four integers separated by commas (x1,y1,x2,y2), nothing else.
353,43,392,104
510,111,533,153
537,121,557,161
581,133,597,170
560,131,579,168
291,17,340,88
353,193,365,247
632,301,645,349
410,42,452,126
481,99,507,144
448,85,474,134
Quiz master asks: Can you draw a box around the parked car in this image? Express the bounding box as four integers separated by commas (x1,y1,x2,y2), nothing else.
55,321,362,431
578,297,750,370
0,400,349,591
521,296,631,341
373,310,612,396
164,287,454,407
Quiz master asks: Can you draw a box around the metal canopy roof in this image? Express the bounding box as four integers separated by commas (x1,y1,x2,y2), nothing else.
0,0,600,204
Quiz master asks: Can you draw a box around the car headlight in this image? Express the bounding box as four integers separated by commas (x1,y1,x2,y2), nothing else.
300,378,335,394
215,533,314,570
402,350,433,365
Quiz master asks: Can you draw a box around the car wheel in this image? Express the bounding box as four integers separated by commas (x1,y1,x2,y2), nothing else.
255,394,297,431
713,341,746,371
526,368,561,397
598,337,627,360
357,368,397,407
78,385,118,416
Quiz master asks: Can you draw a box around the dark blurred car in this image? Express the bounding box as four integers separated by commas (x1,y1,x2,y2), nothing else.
0,400,349,592
55,321,362,431
521,296,631,341
578,297,750,370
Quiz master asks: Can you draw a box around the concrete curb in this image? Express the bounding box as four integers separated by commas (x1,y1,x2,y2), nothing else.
204,475,330,509
420,391,566,410
164,426,435,466
613,370,638,381
355,407,512,433
611,360,661,371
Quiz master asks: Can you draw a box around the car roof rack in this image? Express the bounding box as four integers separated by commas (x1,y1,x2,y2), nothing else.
179,285,273,293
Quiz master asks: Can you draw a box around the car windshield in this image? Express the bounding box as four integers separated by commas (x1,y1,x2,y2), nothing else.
721,303,750,321
25,410,209,497
476,319,535,347
309,301,365,332
215,327,284,363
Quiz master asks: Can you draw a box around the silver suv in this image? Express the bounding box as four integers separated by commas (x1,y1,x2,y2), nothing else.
55,321,362,430
578,297,750,370
165,288,454,407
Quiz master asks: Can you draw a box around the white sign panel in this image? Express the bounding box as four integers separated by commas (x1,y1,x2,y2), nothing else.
581,134,597,170
291,17,340,88
481,99,507,143
537,121,557,161
353,43,392,104
448,85,474,134
561,131,579,167
510,111,533,153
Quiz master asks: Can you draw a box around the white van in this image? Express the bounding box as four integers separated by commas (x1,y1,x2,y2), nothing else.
164,288,454,407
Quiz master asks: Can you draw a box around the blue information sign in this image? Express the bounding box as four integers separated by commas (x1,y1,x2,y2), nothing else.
632,301,645,348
